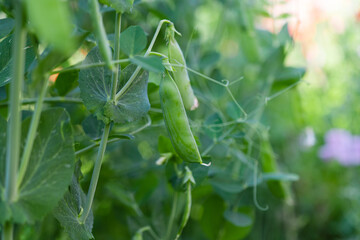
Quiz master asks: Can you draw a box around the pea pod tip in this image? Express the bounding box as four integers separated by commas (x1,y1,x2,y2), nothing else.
200,162,211,167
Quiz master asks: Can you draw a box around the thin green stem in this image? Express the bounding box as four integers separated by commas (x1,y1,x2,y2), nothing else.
0,97,83,107
110,13,122,100
166,191,179,240
75,115,151,156
50,59,130,75
79,124,110,223
175,182,192,240
136,226,159,240
2,222,13,240
75,137,121,157
17,77,49,187
5,0,26,203
115,19,171,101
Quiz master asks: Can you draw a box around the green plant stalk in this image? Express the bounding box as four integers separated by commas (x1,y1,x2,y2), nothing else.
110,13,122,99
79,124,110,223
115,19,171,101
3,2,26,240
175,182,192,240
166,191,179,240
80,13,123,224
4,0,26,205
89,0,113,70
17,77,49,187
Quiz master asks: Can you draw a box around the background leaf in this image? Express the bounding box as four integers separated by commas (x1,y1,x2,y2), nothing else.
120,26,147,56
25,0,75,54
0,35,36,87
99,0,134,13
0,18,14,38
53,161,94,240
0,108,75,223
54,70,79,96
130,56,164,73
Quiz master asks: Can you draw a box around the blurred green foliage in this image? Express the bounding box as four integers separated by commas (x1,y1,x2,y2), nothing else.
2,0,359,239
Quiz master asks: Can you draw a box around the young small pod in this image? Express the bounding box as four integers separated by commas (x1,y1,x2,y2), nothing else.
261,139,288,200
159,72,202,164
167,28,198,110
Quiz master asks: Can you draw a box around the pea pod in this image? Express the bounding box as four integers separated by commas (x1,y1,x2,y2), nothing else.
261,138,288,199
159,72,202,164
167,26,198,110
89,0,113,70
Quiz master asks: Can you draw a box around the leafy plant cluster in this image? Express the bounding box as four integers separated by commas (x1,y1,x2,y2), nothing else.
0,0,305,239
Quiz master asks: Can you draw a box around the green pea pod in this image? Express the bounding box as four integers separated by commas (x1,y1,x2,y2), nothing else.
261,139,287,199
159,72,202,164
89,0,113,70
167,29,198,110
175,181,192,240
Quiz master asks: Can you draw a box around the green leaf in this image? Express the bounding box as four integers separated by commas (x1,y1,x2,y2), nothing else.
254,9,272,18
258,46,285,84
183,166,196,185
273,67,305,88
0,87,6,101
99,0,134,13
220,207,254,240
130,56,164,73
79,47,150,124
0,35,36,87
0,18,14,38
278,23,292,46
28,32,88,85
223,210,252,227
106,183,142,216
204,113,223,139
261,137,288,199
199,51,220,69
120,26,147,56
0,108,75,223
158,135,175,154
262,172,299,182
188,162,209,186
54,70,79,96
104,64,150,123
25,0,75,54
276,13,292,19
82,114,105,139
148,72,161,86
53,161,94,240
226,102,243,120
0,35,12,87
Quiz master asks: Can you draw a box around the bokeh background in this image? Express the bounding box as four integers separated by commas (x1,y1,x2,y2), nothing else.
2,0,360,239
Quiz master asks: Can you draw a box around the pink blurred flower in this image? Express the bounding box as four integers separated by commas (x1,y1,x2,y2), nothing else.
318,129,360,166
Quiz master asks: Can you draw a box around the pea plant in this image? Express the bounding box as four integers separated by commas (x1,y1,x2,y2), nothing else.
0,0,304,239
